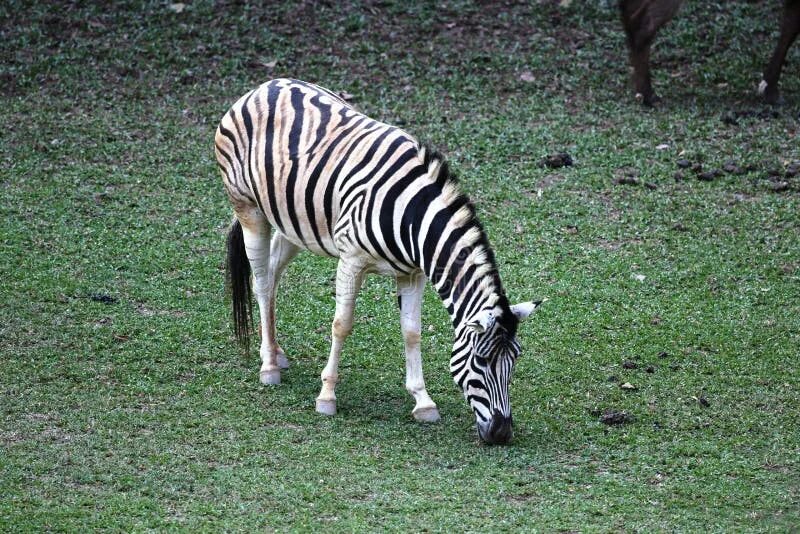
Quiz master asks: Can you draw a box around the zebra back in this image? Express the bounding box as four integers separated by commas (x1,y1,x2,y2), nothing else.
214,78,512,327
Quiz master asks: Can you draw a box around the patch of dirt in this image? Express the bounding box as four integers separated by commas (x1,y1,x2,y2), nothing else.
506,491,539,504
599,410,632,425
697,169,722,182
534,173,567,191
722,160,745,175
541,152,573,169
598,193,622,221
779,262,798,275
614,167,641,186
89,293,117,304
769,181,790,193
595,238,622,251
762,462,791,474
0,430,24,445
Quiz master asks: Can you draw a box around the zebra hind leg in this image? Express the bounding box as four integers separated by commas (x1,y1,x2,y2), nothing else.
264,233,300,370
237,209,283,385
397,273,440,423
316,258,366,416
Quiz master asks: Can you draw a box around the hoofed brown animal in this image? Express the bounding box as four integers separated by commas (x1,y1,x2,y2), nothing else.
620,0,800,106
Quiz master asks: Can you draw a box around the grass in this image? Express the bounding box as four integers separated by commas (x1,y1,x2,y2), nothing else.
1,0,798,531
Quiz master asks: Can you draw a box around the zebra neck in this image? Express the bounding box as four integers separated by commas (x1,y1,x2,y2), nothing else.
420,219,505,328
405,152,505,326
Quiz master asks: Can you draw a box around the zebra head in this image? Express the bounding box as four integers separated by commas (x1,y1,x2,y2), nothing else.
451,300,541,445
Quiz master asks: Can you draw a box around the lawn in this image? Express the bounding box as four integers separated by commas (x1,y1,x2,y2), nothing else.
1,0,798,531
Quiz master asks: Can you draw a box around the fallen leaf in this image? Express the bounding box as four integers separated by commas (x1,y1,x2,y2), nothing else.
169,3,185,13
519,71,535,83
633,273,646,282
656,143,669,150
620,382,637,390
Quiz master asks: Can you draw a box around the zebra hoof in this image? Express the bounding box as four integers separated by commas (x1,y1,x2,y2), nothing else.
277,352,290,369
412,406,441,423
315,398,336,416
259,369,281,385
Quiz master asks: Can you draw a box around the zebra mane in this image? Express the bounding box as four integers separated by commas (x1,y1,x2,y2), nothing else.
421,143,513,329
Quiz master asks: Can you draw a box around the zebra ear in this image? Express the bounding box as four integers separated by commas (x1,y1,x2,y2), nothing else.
511,299,546,322
466,309,495,334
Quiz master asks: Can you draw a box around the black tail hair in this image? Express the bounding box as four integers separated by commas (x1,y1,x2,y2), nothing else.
226,219,253,349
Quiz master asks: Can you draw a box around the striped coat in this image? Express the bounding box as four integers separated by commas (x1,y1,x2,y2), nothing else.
215,79,539,444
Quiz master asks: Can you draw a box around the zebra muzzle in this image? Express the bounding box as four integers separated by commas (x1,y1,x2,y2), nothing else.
478,410,513,445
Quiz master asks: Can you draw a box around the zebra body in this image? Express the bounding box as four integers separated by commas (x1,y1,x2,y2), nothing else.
215,79,539,444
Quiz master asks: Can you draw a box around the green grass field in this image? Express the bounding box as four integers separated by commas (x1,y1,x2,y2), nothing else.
1,1,798,531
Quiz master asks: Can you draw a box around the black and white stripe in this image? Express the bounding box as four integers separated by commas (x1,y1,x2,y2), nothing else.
215,79,539,444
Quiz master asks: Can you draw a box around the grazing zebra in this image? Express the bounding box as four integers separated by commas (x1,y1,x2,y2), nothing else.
214,78,540,445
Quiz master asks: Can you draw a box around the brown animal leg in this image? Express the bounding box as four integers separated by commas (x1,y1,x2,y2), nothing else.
620,0,684,106
761,0,800,104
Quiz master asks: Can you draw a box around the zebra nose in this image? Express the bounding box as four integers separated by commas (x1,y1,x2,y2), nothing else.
478,410,513,445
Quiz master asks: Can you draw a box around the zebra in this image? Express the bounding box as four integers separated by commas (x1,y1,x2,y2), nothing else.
214,78,541,444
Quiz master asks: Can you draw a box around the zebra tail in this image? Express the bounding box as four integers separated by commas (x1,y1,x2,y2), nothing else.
226,218,253,350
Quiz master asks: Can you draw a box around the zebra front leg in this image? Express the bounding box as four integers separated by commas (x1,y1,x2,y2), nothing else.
397,272,440,423
760,0,800,104
237,210,281,385
263,233,300,370
316,258,366,416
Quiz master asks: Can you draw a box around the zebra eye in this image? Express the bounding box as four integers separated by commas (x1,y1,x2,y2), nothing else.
474,354,488,367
